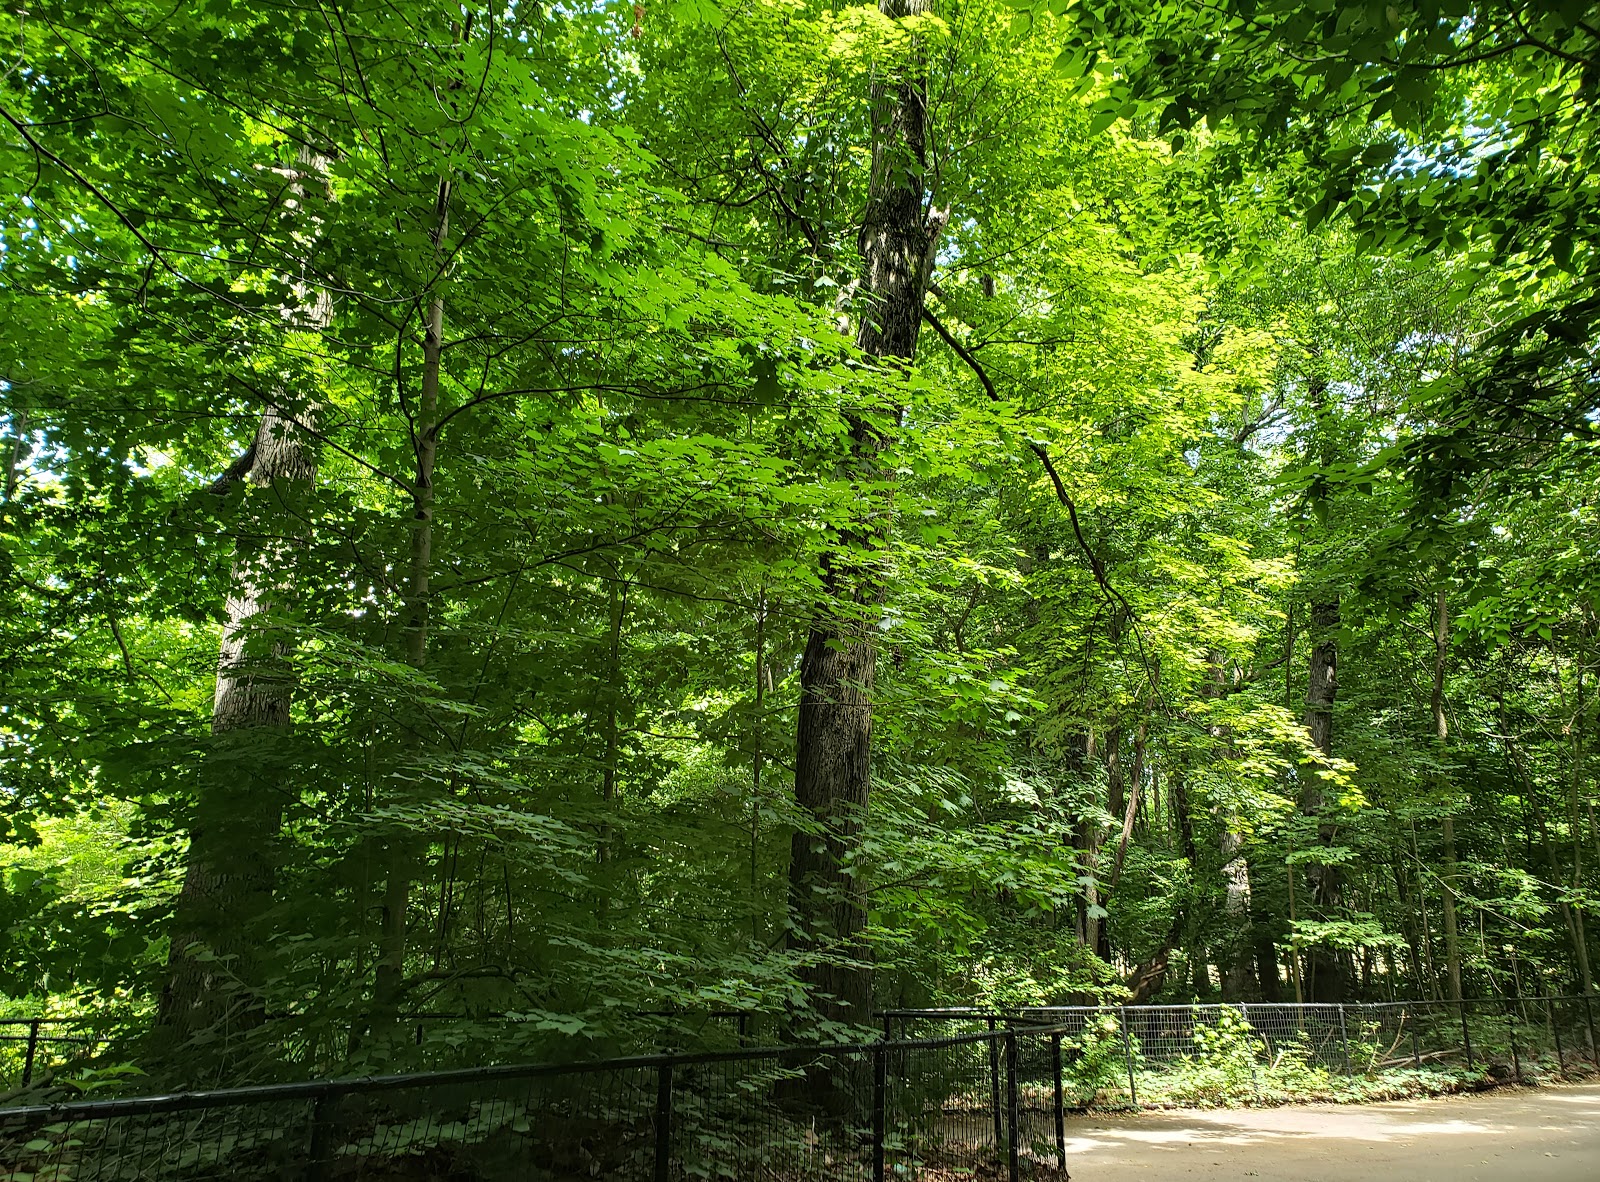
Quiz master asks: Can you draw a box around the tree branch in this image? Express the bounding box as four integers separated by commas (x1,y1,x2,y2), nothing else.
921,308,1125,607
205,443,258,495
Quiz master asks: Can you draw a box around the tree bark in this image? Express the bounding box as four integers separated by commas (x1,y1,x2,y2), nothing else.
372,175,451,1023
1301,596,1346,1002
1219,829,1255,1000
1105,722,1145,893
788,0,946,1032
1432,589,1464,1003
1123,757,1197,1002
159,148,333,1048
1206,649,1256,1000
751,587,768,942
1566,639,1596,995
1253,886,1283,1001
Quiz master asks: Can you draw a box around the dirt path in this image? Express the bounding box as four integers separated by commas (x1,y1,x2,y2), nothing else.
1058,1082,1600,1181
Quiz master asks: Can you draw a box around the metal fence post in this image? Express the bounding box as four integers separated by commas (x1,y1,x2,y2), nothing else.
1460,999,1475,1071
987,1017,1003,1148
1118,1008,1139,1107
1337,1004,1351,1074
1409,1006,1422,1070
1583,993,1598,1067
872,1043,886,1182
654,1062,673,1182
304,1091,336,1182
21,1019,40,1086
1550,998,1566,1075
1508,1003,1523,1083
1052,1031,1066,1171
1004,1030,1019,1182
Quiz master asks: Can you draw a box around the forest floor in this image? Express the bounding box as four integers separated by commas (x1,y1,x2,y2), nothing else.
1053,1081,1600,1180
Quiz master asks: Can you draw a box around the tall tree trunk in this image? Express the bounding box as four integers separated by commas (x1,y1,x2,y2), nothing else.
1077,730,1106,956
1568,644,1596,995
1432,590,1464,1003
1410,819,1442,998
1253,881,1283,1002
1390,845,1426,997
1286,825,1304,1003
159,147,333,1048
1102,722,1145,952
751,587,768,943
1123,758,1198,1002
601,578,627,814
1301,596,1346,1001
1218,829,1254,999
1106,726,1125,825
372,174,451,1023
1206,650,1256,1000
1096,727,1123,964
788,0,946,1032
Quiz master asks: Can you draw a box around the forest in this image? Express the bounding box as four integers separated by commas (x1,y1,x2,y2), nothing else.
0,0,1597,1090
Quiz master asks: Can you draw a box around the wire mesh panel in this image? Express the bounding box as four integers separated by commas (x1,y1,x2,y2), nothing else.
1504,995,1593,1079
1552,995,1600,1073
357,1067,659,1181
1,1096,316,1182
1010,1027,1074,1177
671,1048,875,1182
883,1032,1001,1178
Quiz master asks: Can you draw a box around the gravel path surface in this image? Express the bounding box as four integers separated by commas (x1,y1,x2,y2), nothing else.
1057,1081,1600,1181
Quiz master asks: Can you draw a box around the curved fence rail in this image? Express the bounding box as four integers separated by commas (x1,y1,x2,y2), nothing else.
2,997,1595,1181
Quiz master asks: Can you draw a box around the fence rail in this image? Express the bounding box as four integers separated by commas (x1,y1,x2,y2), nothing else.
0,1018,105,1090
887,995,1600,1106
2,998,1596,1181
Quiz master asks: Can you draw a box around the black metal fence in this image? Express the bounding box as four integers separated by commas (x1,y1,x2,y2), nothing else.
886,995,1600,1107
0,1026,1077,1182
0,1018,105,1090
2,997,1596,1181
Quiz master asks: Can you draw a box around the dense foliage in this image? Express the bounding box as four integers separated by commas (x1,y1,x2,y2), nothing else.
1,0,1595,1086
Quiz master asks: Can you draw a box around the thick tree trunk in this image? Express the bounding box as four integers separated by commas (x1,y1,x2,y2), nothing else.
160,409,320,1041
1219,829,1255,1000
1206,649,1256,1000
159,149,333,1048
1301,596,1346,1002
788,0,946,1032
